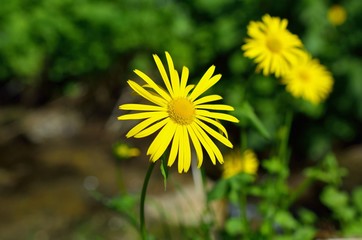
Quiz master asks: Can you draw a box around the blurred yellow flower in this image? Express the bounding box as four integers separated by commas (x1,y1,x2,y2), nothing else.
281,54,333,104
114,142,140,159
222,149,259,179
118,52,239,173
242,14,306,77
328,5,347,26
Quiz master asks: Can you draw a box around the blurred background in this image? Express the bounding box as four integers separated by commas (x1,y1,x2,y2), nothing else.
1,0,362,239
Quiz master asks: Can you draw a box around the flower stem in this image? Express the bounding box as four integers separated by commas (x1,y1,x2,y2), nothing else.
140,162,156,240
240,189,250,237
279,110,293,166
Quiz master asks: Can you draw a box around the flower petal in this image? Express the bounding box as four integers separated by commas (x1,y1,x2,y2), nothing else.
180,126,191,173
166,52,180,95
128,80,168,107
134,69,171,101
120,103,165,112
194,119,233,148
193,95,223,105
187,125,203,168
153,53,173,96
147,121,175,161
134,118,169,138
126,114,168,138
195,104,234,111
118,111,167,121
168,125,181,167
190,124,216,165
196,110,239,123
196,115,228,138
193,123,224,164
150,121,177,161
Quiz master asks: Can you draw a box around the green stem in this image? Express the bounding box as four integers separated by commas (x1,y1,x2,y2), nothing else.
140,162,156,240
116,165,127,195
241,128,248,152
240,190,250,237
278,110,294,166
288,177,314,206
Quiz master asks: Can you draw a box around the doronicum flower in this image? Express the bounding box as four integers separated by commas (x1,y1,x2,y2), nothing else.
242,14,306,77
118,52,239,173
281,54,333,104
328,5,347,26
222,149,259,179
113,142,140,160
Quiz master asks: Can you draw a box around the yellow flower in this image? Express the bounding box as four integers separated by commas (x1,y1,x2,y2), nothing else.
242,14,306,77
118,52,239,173
114,142,140,159
328,5,347,26
222,149,259,179
281,54,333,104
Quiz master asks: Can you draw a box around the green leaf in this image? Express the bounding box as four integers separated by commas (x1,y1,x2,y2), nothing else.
320,186,348,209
352,187,362,214
225,217,244,236
298,208,317,225
234,102,271,139
207,179,229,201
274,210,298,230
160,157,168,191
352,189,362,217
343,218,362,236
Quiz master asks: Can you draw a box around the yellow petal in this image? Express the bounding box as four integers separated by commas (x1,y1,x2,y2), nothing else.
177,126,184,173
194,123,224,164
126,114,168,138
165,52,180,95
196,115,228,138
190,124,216,165
196,110,239,123
188,65,215,101
181,126,191,173
118,111,166,121
150,121,177,161
187,125,203,168
134,70,171,101
193,95,223,105
194,119,233,148
179,66,189,97
153,53,173,96
195,104,234,111
134,118,169,138
168,125,181,167
128,80,167,107
120,103,165,111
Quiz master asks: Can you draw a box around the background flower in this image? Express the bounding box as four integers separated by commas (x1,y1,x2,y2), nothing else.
281,54,333,104
242,14,306,77
328,4,347,26
222,149,259,179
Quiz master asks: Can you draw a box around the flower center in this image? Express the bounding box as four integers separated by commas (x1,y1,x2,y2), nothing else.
298,71,310,83
168,98,195,125
266,36,283,53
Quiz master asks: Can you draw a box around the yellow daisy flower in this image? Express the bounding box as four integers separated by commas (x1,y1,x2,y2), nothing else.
327,4,347,26
281,54,333,104
222,149,259,179
118,52,239,173
242,14,306,77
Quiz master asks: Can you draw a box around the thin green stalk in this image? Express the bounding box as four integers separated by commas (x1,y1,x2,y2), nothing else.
278,110,294,166
140,162,156,240
241,128,248,152
240,190,250,237
288,177,314,205
116,164,127,195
